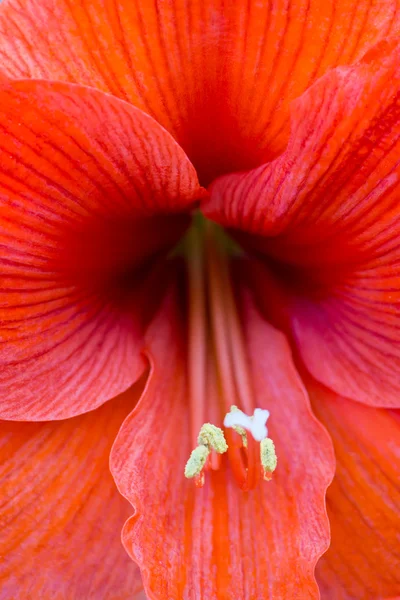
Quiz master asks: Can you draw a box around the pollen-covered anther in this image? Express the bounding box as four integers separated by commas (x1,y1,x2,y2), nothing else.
184,423,228,483
184,445,210,479
197,423,228,453
260,438,277,481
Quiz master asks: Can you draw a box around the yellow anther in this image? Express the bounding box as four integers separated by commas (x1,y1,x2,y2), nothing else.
260,438,277,481
185,423,228,482
184,445,210,479
197,423,228,454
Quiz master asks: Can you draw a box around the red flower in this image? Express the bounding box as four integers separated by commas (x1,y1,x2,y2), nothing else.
0,1,399,598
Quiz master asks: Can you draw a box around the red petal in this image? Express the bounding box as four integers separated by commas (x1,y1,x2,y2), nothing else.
0,1,399,183
0,79,203,420
0,381,145,598
206,41,400,407
111,287,334,598
307,376,400,600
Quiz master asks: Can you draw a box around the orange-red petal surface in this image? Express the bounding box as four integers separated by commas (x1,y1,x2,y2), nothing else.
206,41,400,408
0,79,203,420
0,0,399,183
110,288,334,599
0,382,145,599
307,377,400,600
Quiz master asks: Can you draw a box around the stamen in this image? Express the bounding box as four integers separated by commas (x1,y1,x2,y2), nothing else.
224,405,277,490
260,438,278,481
185,216,278,491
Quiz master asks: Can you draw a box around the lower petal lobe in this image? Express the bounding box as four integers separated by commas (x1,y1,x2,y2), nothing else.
308,376,400,600
0,382,145,598
111,285,334,599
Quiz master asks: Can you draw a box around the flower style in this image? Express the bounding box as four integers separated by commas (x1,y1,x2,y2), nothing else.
0,0,400,598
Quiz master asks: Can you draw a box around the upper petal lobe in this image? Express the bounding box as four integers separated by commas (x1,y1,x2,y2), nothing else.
0,0,399,182
0,79,203,420
206,41,400,408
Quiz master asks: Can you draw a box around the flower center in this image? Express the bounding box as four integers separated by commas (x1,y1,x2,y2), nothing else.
184,214,277,491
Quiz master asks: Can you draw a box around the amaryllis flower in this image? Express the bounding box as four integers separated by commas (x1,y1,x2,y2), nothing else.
0,0,400,598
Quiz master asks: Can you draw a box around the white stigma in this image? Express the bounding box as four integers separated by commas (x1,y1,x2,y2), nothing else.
224,407,270,442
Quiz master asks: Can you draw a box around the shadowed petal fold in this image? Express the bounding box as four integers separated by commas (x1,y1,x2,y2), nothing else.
0,80,203,420
206,41,400,408
0,0,399,182
110,287,334,599
307,377,400,600
0,382,145,599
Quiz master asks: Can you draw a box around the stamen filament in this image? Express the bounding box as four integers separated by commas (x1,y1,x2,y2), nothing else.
206,227,237,410
187,223,208,448
206,350,223,470
225,429,247,488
